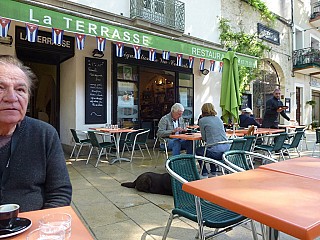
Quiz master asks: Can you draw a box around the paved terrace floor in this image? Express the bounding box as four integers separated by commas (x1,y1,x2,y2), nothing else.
66,131,320,240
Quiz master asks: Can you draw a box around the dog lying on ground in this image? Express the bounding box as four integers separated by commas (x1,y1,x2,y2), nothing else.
121,172,173,196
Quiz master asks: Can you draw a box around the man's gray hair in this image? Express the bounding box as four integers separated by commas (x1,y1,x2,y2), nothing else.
171,103,184,113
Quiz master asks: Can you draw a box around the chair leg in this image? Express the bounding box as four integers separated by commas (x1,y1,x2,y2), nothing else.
194,197,205,240
95,148,103,167
138,145,145,158
145,144,152,159
249,220,258,240
70,144,77,158
260,223,266,240
130,144,135,162
76,144,83,161
295,147,300,157
162,213,175,240
312,143,316,156
86,147,93,165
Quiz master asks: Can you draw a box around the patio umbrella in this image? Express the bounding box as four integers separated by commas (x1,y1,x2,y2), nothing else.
220,51,241,134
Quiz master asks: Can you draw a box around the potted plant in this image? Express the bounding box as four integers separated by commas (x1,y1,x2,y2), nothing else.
306,100,316,106
310,120,319,130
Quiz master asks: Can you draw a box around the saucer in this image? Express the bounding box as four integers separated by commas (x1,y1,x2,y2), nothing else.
0,217,32,238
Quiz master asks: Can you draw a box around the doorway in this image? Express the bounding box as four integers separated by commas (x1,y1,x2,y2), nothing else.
296,87,302,124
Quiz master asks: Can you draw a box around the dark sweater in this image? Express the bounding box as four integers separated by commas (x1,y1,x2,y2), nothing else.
0,117,72,212
262,96,290,128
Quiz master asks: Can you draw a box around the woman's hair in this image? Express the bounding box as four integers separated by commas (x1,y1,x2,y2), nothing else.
0,55,37,94
171,103,184,113
201,103,217,117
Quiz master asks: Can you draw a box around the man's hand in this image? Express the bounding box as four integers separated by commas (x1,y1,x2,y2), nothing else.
172,127,183,133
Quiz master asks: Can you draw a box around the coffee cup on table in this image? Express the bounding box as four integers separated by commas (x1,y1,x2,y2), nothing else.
0,204,19,229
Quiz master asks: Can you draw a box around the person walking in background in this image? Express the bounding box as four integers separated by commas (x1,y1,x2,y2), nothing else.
157,103,193,155
262,89,290,128
0,55,72,212
195,103,230,178
239,108,260,128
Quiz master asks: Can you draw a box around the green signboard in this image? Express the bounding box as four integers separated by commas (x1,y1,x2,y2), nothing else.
0,0,257,68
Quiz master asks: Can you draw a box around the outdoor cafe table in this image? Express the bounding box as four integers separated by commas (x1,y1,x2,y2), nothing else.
90,127,137,164
12,206,93,239
169,132,202,154
182,168,320,240
259,156,320,180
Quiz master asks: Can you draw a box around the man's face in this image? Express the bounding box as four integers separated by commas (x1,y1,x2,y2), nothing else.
273,90,281,100
171,110,184,120
0,64,29,126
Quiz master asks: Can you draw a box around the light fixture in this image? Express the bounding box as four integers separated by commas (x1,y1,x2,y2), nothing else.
200,69,209,75
0,35,13,45
92,49,104,58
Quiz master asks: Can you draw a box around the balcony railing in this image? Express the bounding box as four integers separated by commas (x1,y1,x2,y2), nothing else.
130,0,185,32
311,1,320,19
293,47,320,68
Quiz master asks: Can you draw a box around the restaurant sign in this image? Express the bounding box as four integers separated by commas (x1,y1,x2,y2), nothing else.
0,0,257,68
257,23,280,45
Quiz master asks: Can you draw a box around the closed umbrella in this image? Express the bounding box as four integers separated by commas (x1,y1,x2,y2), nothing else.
220,51,241,135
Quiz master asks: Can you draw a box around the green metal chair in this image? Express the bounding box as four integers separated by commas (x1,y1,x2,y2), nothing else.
254,132,288,161
312,128,320,156
243,136,256,152
163,154,258,240
281,131,304,158
86,131,115,167
295,127,308,150
70,129,91,161
230,138,247,150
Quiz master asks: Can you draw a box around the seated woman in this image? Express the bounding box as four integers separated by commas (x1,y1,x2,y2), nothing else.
195,103,230,178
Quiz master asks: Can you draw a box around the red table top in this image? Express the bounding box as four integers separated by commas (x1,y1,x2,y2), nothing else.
12,206,93,239
259,156,320,180
183,169,320,240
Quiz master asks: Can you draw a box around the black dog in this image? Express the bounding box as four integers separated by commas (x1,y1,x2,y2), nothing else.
121,172,173,196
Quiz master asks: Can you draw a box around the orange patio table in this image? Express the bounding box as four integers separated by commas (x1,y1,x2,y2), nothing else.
169,132,202,155
12,206,93,239
183,169,320,240
259,156,320,180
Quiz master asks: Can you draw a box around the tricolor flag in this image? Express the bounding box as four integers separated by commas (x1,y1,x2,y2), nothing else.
149,48,156,61
133,45,141,59
52,28,64,45
0,18,11,38
219,61,224,72
116,42,124,57
75,34,86,50
210,60,215,72
199,58,205,70
162,51,170,60
176,54,183,67
96,37,106,52
25,23,38,42
188,56,194,69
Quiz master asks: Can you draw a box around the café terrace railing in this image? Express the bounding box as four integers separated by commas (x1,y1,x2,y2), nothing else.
293,47,320,68
311,1,320,19
130,0,185,32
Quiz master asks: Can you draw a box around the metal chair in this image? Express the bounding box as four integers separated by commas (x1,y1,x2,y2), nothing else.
243,136,256,151
230,138,247,150
254,132,288,161
121,129,152,162
86,131,115,167
154,137,171,167
163,154,258,240
312,128,320,156
70,129,91,160
281,131,304,158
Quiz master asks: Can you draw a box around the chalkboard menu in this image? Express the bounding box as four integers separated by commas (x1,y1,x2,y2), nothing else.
85,57,107,124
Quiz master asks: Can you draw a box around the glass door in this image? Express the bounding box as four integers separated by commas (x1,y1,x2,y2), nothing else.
178,73,194,123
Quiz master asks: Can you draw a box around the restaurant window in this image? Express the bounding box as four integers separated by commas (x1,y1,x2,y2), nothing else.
178,73,193,123
116,64,139,128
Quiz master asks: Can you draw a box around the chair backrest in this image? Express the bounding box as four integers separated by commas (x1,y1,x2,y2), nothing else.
230,138,247,150
127,129,145,142
135,129,150,143
70,129,80,143
223,150,251,171
272,132,288,152
243,136,256,151
289,131,304,148
316,128,320,144
246,125,255,136
87,131,101,148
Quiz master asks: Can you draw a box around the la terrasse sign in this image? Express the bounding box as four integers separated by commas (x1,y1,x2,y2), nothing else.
0,0,257,68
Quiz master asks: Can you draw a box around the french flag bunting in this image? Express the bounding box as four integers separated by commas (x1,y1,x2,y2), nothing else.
149,48,156,61
188,56,194,69
96,37,106,52
219,61,224,72
133,45,141,59
176,54,183,66
75,33,86,50
52,28,64,45
25,23,38,42
162,51,170,60
199,58,205,70
0,18,11,38
210,60,215,72
116,42,124,57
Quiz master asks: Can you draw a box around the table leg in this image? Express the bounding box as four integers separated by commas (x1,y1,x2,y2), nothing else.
109,132,131,165
265,227,279,240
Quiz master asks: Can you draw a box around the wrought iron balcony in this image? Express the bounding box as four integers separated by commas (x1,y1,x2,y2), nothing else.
130,0,185,32
311,1,320,20
293,47,320,75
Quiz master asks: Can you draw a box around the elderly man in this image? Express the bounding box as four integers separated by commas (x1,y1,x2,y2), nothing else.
157,103,193,155
239,108,260,128
0,55,72,212
262,89,290,129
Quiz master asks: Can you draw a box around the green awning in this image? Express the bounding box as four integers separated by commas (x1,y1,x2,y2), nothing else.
0,0,257,68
